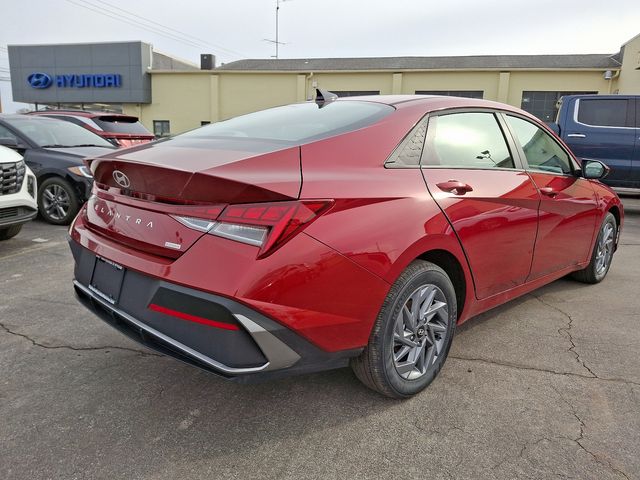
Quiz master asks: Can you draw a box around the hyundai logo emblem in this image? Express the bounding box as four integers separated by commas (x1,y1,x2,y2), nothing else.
112,170,131,189
27,72,53,89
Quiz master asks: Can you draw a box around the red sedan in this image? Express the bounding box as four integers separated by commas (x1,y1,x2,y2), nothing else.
69,93,622,398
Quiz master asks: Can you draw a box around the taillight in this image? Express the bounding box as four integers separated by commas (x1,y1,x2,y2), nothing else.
174,200,332,257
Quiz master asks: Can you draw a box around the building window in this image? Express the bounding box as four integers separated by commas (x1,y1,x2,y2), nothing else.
521,91,596,122
416,90,484,99
332,91,380,97
201,121,211,126
153,120,170,137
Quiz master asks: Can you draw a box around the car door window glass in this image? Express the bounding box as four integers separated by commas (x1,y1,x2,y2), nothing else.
422,112,515,169
506,115,573,175
577,99,630,128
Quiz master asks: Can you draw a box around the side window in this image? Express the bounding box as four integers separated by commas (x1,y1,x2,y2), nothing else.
0,124,19,142
506,115,573,175
422,112,515,169
577,99,631,128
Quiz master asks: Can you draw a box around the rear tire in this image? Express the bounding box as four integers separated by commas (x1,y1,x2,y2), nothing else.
37,177,80,225
351,260,457,398
0,224,23,241
572,212,617,284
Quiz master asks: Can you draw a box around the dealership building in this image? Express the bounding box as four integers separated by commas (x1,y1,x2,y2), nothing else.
7,34,640,136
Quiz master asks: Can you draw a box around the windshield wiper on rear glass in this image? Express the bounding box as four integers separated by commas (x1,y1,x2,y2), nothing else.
40,144,69,148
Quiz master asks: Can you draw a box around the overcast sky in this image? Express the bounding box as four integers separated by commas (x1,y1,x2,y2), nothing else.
1,0,639,112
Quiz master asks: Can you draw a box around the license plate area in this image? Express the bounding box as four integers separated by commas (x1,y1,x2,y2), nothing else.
89,256,125,304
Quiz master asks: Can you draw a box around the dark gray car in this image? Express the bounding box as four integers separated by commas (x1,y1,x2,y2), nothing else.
0,115,115,224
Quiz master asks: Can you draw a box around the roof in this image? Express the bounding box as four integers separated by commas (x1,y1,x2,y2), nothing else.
216,54,621,72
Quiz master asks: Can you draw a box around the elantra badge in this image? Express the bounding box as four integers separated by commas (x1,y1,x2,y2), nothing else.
112,170,131,188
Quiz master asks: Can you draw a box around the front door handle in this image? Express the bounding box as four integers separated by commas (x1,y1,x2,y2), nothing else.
567,133,586,138
436,180,474,195
540,187,558,197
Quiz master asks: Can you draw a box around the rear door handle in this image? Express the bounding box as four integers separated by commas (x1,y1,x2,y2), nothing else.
540,187,558,197
436,180,473,195
567,133,586,138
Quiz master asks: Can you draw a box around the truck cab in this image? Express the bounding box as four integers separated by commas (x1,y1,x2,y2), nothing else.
552,95,640,188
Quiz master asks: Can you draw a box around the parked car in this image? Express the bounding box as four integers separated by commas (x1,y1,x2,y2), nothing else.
0,145,37,240
69,94,622,398
550,94,639,188
28,110,155,148
0,115,116,225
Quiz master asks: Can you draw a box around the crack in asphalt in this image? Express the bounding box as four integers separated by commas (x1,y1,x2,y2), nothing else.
530,295,598,379
0,321,163,358
551,386,631,480
448,355,640,387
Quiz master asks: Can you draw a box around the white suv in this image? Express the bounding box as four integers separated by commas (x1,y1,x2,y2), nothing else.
0,145,37,240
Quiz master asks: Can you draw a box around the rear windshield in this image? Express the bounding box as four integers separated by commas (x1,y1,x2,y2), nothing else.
93,116,152,135
181,101,394,143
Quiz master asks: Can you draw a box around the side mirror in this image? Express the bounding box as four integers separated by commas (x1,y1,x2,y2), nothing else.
0,137,19,149
581,159,610,180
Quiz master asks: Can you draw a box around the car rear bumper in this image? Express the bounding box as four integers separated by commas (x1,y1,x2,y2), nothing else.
70,241,360,381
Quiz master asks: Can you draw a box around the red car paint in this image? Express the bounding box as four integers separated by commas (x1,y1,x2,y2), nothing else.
69,95,623,370
28,110,154,147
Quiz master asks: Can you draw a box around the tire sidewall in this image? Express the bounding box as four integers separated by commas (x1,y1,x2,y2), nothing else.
37,177,79,225
379,266,457,398
592,213,617,282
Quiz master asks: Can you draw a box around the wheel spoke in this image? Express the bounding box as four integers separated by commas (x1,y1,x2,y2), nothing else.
392,283,450,380
418,286,436,318
403,305,416,330
394,332,417,348
43,189,55,201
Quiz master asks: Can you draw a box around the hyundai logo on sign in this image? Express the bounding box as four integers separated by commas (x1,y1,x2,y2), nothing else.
27,72,122,89
27,72,53,89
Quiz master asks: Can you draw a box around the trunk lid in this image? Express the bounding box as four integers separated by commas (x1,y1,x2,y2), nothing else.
85,136,302,258
90,136,301,204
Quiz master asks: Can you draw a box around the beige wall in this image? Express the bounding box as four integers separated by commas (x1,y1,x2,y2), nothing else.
218,73,300,120
506,71,612,105
126,68,626,135
310,72,395,97
617,34,640,94
124,72,214,134
401,71,501,99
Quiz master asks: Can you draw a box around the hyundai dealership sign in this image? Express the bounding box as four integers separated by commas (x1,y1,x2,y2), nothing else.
9,41,151,104
27,72,122,89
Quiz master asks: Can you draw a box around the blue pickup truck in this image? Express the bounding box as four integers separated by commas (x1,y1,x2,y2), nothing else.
550,95,640,188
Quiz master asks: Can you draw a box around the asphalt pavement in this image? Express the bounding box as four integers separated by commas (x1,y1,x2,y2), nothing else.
1,196,639,480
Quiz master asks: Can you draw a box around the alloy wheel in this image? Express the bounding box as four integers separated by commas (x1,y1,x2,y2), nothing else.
595,222,614,275
393,284,449,380
42,183,71,221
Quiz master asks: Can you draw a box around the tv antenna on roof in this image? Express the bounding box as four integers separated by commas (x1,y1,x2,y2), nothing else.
263,0,292,59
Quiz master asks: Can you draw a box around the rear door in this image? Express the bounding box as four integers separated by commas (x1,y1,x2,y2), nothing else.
420,110,540,299
503,114,598,279
562,97,635,187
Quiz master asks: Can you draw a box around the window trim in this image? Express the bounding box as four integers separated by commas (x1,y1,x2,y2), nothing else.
419,108,527,172
500,112,581,177
573,98,636,130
